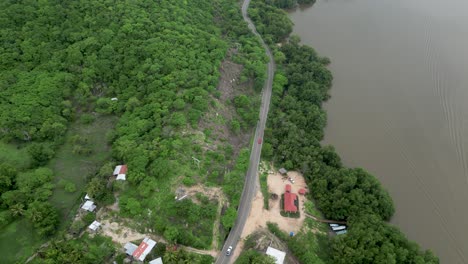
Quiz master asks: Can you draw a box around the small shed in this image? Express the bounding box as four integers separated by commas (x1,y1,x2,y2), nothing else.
84,193,91,200
266,246,286,264
298,189,306,195
113,165,128,181
149,257,163,264
81,200,96,212
88,220,101,231
279,168,288,175
124,242,138,256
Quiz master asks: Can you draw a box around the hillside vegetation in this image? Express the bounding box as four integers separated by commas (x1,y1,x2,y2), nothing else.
1,0,266,262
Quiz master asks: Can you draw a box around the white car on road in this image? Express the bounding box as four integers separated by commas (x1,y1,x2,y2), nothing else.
226,246,233,256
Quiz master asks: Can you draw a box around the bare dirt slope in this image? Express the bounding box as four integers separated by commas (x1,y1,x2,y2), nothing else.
198,54,253,163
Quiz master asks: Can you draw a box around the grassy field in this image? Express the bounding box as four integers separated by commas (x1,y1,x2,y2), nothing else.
0,218,43,263
0,115,115,263
0,142,31,169
0,143,38,264
259,172,269,209
49,115,116,227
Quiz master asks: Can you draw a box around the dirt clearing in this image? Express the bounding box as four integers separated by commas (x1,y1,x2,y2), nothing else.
231,171,310,261
242,171,308,237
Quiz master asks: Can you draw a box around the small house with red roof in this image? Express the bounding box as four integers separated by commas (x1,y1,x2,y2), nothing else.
298,188,307,195
284,184,298,213
132,237,156,262
113,165,128,181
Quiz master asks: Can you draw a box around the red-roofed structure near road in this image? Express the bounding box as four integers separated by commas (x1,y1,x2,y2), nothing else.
284,184,298,213
132,237,156,262
298,188,306,195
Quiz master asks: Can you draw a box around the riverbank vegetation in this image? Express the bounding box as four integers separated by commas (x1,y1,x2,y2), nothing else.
251,0,439,263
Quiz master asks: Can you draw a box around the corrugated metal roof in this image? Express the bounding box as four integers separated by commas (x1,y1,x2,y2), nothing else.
88,221,101,231
81,200,96,212
132,237,156,261
149,257,163,264
113,165,122,175
266,246,286,264
124,242,138,255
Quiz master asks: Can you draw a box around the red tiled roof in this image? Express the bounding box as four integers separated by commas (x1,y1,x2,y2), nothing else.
298,188,306,195
132,241,148,259
285,184,291,193
284,192,297,212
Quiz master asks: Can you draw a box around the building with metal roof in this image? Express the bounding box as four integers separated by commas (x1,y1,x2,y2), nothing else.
149,257,163,264
266,246,286,264
124,242,138,256
113,165,128,181
81,200,96,212
88,220,101,231
132,237,157,262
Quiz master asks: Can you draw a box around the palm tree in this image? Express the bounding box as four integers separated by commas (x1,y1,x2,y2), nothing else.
10,203,25,217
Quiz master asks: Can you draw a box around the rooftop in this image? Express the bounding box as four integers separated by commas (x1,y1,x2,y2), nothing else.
149,257,163,264
124,242,138,256
114,165,127,181
132,237,157,261
88,220,101,231
284,192,297,213
266,246,286,264
81,200,96,212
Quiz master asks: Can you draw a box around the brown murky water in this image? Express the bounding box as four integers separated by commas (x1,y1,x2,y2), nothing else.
288,0,468,263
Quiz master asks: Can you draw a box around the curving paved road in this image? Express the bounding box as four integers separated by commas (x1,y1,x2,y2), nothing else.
216,0,275,263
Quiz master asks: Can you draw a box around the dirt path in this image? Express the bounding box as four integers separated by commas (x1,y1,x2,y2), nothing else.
180,246,219,258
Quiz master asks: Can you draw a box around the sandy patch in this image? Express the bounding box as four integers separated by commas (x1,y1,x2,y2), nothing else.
231,171,309,262
242,171,308,236
183,184,225,202
99,219,146,245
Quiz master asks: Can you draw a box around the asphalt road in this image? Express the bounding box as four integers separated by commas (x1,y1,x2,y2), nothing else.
215,0,275,263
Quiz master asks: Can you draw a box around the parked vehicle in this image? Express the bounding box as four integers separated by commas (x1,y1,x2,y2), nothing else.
329,223,339,227
258,138,262,144
288,177,295,184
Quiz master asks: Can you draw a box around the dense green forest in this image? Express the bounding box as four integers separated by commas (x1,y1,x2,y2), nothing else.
0,0,266,262
250,0,439,263
0,0,440,262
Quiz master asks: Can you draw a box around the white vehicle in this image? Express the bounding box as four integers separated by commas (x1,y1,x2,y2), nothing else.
288,177,295,184
329,223,339,227
226,246,233,256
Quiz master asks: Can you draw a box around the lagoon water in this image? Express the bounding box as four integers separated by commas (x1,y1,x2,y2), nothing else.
289,0,468,262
